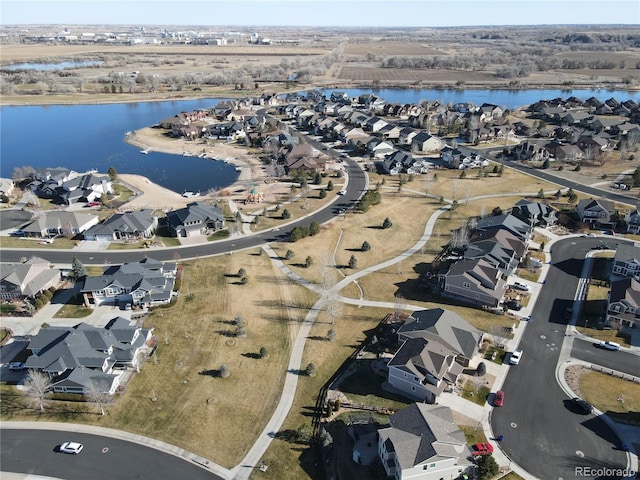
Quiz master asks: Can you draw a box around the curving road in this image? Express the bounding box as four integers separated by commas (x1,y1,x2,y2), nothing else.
0,429,222,480
0,158,367,266
491,237,630,480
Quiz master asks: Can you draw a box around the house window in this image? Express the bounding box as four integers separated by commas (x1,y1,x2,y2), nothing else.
411,386,415,391
463,282,471,288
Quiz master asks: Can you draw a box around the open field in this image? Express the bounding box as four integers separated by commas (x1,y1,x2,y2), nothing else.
1,252,317,469
580,371,640,426
1,25,638,106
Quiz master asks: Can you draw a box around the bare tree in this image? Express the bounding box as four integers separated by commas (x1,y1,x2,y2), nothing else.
24,369,51,411
489,324,509,349
85,379,112,416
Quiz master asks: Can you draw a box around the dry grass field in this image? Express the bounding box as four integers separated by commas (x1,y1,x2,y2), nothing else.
343,41,447,56
580,371,640,426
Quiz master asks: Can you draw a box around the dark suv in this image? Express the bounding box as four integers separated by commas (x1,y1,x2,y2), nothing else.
571,397,593,414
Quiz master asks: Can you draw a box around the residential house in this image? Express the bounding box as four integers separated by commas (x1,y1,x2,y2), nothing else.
438,257,507,308
386,337,464,404
0,178,15,199
83,209,158,242
625,209,640,235
0,257,60,301
23,318,154,395
474,213,533,242
511,200,557,227
577,198,616,228
165,202,225,238
411,132,445,154
606,277,640,328
544,141,584,162
611,244,640,280
284,144,327,174
81,258,176,307
397,308,483,367
378,403,472,480
21,211,99,238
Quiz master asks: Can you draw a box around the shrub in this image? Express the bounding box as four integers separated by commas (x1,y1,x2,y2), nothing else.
305,363,317,377
382,217,393,229
219,364,230,378
348,255,357,269
326,180,334,191
361,241,371,252
327,329,336,342
574,164,581,171
259,346,268,358
476,362,487,376
319,189,327,199
281,209,291,220
285,249,294,260
305,256,313,268
309,221,320,236
238,268,246,278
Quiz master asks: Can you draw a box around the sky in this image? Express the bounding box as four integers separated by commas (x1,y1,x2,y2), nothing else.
1,0,639,27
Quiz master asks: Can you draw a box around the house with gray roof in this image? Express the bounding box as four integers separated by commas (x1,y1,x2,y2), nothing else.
626,209,640,235
474,213,533,242
438,257,507,308
1,257,60,301
83,209,158,241
511,199,557,227
397,308,483,367
611,243,640,280
386,337,464,404
577,198,616,228
606,277,640,329
80,258,176,307
165,202,225,238
23,318,154,395
21,211,99,239
378,403,472,480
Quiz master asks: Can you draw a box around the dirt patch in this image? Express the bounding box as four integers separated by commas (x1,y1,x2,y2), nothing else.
564,364,590,398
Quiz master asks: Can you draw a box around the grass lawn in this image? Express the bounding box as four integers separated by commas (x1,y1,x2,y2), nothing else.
337,362,410,411
0,237,78,249
252,304,390,480
53,303,93,319
459,424,488,445
580,371,640,426
1,252,316,469
0,329,10,344
462,382,490,406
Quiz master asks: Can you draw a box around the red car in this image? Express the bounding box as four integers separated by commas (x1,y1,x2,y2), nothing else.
471,443,494,456
494,390,505,407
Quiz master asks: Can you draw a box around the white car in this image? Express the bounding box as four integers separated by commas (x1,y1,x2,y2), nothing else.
512,281,530,292
509,349,523,365
598,341,620,351
337,190,346,196
8,362,25,371
59,442,83,454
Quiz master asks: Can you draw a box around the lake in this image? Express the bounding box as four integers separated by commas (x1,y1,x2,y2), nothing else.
1,88,638,193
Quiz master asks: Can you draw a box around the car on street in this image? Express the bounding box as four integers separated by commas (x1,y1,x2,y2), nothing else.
494,390,505,407
59,442,83,454
337,208,347,214
471,443,494,456
8,362,25,371
581,233,596,238
598,341,621,351
337,190,346,195
509,349,523,365
504,300,523,311
570,397,593,414
512,281,530,291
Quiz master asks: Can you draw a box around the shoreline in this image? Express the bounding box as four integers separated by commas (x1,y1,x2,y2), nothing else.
122,127,287,210
1,82,639,107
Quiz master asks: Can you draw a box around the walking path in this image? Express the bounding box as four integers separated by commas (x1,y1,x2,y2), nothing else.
3,186,639,480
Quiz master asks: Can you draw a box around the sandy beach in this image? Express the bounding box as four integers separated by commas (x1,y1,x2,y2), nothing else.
122,127,289,211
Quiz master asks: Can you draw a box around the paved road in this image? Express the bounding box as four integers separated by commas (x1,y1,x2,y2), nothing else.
491,237,629,480
0,158,368,266
571,338,640,376
0,429,223,480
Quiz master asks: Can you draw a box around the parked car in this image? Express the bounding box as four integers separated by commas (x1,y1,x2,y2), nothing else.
509,349,523,365
471,443,494,456
512,281,530,292
8,362,25,371
598,341,621,351
570,397,593,414
59,442,83,454
494,390,505,407
504,300,523,311
337,190,346,196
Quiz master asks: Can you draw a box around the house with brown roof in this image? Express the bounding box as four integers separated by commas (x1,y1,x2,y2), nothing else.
284,144,327,174
438,257,507,308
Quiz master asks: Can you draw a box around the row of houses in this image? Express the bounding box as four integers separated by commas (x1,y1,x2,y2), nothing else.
27,168,113,206
607,243,640,329
14,200,225,241
436,200,556,309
